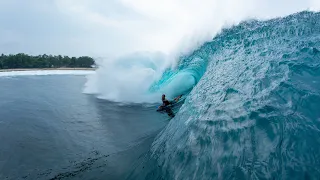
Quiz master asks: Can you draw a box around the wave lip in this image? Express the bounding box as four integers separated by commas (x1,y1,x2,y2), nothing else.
0,70,95,77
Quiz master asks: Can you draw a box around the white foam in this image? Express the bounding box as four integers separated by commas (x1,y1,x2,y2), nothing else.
0,70,95,77
84,0,318,103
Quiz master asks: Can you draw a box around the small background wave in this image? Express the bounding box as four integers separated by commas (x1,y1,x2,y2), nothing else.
0,70,95,77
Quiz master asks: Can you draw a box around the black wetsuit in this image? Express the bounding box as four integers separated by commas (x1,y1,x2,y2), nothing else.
162,99,175,117
162,99,171,106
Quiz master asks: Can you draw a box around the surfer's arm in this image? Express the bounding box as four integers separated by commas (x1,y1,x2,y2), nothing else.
174,95,182,102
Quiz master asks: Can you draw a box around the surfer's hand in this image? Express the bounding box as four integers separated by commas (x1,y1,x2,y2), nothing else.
174,95,182,101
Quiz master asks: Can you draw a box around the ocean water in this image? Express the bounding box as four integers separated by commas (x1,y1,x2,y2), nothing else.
1,10,320,180
0,75,167,180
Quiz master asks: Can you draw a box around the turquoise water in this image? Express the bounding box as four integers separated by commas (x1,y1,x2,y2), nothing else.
129,11,320,179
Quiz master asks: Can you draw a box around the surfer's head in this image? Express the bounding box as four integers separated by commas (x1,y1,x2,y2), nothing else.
162,94,165,100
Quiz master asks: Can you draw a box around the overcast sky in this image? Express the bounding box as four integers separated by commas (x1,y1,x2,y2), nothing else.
0,0,318,57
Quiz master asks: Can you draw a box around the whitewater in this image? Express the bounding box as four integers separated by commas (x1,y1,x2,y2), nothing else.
80,1,320,179
0,70,94,77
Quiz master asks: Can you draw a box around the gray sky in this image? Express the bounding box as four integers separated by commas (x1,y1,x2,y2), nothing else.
0,0,156,57
0,0,318,57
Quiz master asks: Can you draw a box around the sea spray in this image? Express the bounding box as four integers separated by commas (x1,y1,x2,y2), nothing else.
84,0,318,103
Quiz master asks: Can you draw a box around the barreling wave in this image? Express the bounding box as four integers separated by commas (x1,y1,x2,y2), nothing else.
128,11,320,180
149,55,208,99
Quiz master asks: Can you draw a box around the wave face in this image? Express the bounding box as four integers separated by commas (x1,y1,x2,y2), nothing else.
128,11,320,179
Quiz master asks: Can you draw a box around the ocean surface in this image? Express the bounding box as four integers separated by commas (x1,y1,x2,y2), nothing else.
0,75,168,180
1,11,320,180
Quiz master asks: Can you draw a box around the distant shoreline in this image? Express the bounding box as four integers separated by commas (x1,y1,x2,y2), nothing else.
0,68,96,72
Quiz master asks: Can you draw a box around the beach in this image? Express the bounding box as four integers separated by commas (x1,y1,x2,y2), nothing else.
0,68,96,72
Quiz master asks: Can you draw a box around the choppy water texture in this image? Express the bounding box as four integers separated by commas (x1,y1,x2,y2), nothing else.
129,11,320,180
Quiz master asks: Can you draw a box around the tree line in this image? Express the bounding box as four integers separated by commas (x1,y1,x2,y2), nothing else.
0,53,95,69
